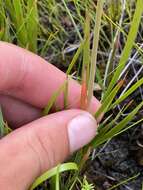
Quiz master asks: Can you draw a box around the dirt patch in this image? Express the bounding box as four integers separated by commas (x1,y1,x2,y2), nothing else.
85,127,143,190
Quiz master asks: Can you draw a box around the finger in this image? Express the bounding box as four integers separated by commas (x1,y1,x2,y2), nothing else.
0,109,97,190
0,42,101,114
0,95,41,128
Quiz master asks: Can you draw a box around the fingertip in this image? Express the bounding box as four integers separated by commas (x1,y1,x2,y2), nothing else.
68,112,97,153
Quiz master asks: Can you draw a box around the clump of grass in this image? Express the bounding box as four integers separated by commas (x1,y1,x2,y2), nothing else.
1,0,38,52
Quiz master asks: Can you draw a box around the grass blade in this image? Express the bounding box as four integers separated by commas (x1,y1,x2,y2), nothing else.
98,100,134,136
61,0,82,41
12,0,28,47
80,9,90,110
87,0,104,106
64,76,69,109
30,163,78,190
27,0,38,52
0,107,4,137
92,100,143,147
108,173,140,190
0,0,5,40
66,41,84,75
110,77,143,109
103,0,126,89
95,80,124,118
43,82,67,115
104,0,143,98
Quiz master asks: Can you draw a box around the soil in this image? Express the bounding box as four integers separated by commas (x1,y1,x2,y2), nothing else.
85,127,143,190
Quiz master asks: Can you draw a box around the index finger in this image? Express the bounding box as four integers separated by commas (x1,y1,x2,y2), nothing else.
0,42,101,114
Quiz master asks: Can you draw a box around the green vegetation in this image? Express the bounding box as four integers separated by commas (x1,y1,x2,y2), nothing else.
0,0,143,189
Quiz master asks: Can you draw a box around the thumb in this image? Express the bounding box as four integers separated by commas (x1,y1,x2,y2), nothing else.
0,109,97,190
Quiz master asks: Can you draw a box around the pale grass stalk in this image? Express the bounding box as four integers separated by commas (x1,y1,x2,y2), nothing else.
87,0,104,106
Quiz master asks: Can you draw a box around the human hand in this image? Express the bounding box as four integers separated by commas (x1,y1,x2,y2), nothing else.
0,42,101,190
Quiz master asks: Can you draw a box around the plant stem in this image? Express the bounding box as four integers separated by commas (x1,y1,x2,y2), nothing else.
87,0,104,107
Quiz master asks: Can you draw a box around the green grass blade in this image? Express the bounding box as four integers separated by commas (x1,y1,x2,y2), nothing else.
4,0,15,20
66,41,84,75
30,163,78,190
95,80,124,118
64,76,69,109
12,0,28,47
103,0,125,89
103,11,143,56
104,0,143,98
110,77,143,109
2,0,14,41
43,82,67,115
87,0,104,105
98,100,134,139
108,173,140,190
94,117,143,149
92,100,143,147
40,31,58,57
0,107,4,137
61,0,82,41
0,0,5,39
114,118,143,138
56,165,60,190
27,0,38,52
98,103,129,134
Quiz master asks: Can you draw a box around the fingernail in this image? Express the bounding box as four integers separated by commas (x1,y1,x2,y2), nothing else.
68,112,97,153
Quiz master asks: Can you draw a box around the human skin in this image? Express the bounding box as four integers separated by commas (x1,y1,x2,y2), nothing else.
0,42,101,190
